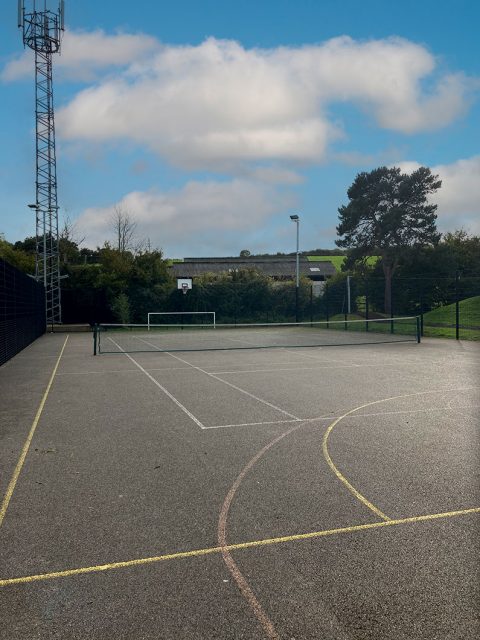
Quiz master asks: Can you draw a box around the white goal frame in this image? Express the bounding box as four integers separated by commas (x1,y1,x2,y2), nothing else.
147,311,216,330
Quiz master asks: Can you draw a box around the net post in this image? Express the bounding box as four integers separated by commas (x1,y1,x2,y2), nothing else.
325,283,330,328
93,324,98,355
416,316,421,344
419,280,424,337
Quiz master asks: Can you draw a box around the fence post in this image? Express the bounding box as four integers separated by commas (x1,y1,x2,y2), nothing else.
419,280,424,337
455,271,460,340
365,278,369,332
181,289,185,329
346,275,351,314
390,276,394,334
234,285,237,325
310,284,313,325
326,283,330,327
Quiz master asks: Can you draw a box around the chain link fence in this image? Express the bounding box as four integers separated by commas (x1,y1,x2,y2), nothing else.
162,274,479,340
60,267,478,342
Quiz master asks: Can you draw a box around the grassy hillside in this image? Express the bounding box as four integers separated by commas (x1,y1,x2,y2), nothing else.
306,255,346,270
422,296,480,340
306,255,379,271
319,297,480,340
423,296,480,325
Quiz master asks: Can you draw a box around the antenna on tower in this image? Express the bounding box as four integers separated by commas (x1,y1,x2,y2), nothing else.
18,0,66,325
17,0,24,29
59,0,65,30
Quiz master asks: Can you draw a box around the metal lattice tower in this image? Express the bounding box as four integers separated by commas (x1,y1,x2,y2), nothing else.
18,1,65,325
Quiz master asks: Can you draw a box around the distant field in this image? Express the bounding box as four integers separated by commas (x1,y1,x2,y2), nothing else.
306,255,379,271
307,255,346,270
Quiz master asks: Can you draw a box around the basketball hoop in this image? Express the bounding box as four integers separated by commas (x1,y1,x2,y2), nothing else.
177,277,192,294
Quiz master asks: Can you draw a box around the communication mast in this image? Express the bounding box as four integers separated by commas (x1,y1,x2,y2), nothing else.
18,1,65,325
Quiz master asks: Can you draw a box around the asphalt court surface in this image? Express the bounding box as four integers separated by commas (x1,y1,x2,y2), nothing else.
0,333,479,639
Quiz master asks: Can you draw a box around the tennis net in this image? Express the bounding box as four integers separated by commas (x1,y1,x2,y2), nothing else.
93,316,420,354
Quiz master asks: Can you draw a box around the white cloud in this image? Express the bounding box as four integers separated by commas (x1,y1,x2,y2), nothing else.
247,167,305,184
1,29,159,82
432,157,480,234
397,156,480,234
50,35,474,170
331,151,375,166
76,179,297,255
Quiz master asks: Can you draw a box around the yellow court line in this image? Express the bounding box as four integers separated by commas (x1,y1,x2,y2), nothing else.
0,336,69,528
323,403,394,521
321,387,480,522
1,507,478,587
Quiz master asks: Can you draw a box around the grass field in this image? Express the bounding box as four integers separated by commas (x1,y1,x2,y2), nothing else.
423,296,480,326
422,296,479,340
328,297,480,340
306,255,379,271
307,255,347,270
321,315,418,339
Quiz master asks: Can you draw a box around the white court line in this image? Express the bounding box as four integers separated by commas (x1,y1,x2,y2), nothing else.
166,353,301,421
209,362,404,375
57,366,191,377
205,403,480,429
223,335,264,347
136,338,301,422
13,354,97,360
57,369,140,376
281,348,349,366
344,404,480,419
204,417,334,430
200,358,340,371
108,337,205,429
147,367,192,372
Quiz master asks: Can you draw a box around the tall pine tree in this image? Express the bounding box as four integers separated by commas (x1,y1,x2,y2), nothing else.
336,166,441,313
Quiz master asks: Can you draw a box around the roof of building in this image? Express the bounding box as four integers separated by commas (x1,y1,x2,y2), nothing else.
169,256,336,278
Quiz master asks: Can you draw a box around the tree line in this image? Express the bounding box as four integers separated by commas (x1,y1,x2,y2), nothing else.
1,166,479,323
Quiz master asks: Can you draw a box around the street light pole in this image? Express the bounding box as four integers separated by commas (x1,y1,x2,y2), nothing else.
290,214,300,322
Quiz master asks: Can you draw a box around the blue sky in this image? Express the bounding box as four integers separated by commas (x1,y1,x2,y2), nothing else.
1,0,478,258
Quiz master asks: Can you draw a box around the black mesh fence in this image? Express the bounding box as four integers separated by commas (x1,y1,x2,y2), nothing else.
312,275,479,340
65,267,478,342
0,257,46,365
157,274,479,340
161,279,361,325
164,280,311,325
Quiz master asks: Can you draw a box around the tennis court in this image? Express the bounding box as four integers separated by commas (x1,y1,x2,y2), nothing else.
0,330,478,639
